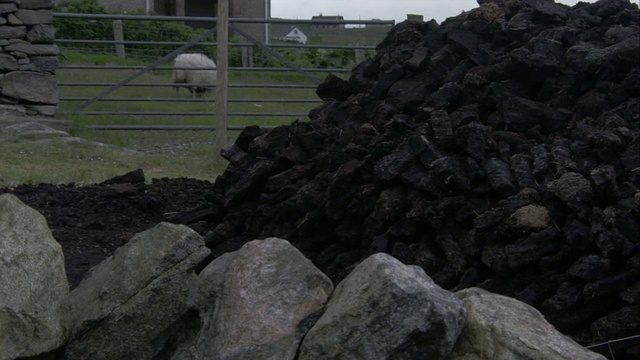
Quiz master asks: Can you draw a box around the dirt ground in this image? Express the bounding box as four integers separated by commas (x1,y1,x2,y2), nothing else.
0,170,213,289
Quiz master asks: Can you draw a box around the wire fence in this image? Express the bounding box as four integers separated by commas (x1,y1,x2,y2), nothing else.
54,12,394,131
585,334,640,360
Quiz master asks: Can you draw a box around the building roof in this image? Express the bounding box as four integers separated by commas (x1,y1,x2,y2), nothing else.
311,15,345,20
270,24,301,38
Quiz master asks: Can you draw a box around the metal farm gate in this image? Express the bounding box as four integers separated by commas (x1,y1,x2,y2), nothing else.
53,11,395,138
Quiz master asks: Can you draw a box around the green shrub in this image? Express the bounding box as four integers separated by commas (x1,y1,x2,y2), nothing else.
54,0,113,53
54,0,215,58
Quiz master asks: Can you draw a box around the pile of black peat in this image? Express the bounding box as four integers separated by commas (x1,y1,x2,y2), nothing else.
169,0,640,354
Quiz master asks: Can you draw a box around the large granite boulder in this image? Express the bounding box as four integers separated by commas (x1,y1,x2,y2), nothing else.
169,237,334,360
299,252,467,359
63,222,210,360
449,287,608,360
0,193,69,359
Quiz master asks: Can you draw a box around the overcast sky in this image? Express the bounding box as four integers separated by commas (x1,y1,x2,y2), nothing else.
271,0,639,24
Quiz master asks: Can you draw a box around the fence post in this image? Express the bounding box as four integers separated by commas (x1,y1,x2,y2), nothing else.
241,46,254,68
215,0,229,163
241,46,248,67
355,48,365,64
113,20,125,58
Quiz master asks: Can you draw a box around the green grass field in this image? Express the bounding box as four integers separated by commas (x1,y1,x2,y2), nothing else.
0,14,392,186
56,50,325,130
0,47,364,186
0,138,224,186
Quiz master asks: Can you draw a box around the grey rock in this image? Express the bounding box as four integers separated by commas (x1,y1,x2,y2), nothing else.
14,9,53,25
0,103,25,116
64,223,210,360
176,238,333,360
299,253,466,360
0,53,17,70
0,194,70,360
4,42,59,56
25,104,58,116
7,13,22,25
0,121,70,141
449,288,607,360
0,3,17,13
0,25,26,39
18,0,56,10
21,55,59,72
2,71,58,104
27,24,55,44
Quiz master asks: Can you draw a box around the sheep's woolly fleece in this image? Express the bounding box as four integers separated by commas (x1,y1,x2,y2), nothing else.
171,53,217,96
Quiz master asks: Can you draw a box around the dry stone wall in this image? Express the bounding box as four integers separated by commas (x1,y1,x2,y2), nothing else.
0,193,607,359
0,0,58,116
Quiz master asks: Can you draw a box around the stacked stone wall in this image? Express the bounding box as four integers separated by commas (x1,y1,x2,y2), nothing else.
0,0,58,116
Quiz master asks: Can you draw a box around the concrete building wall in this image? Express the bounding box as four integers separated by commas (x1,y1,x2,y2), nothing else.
97,0,269,43
232,0,270,43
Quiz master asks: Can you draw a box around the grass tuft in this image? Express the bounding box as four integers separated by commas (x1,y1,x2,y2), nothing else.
0,137,227,186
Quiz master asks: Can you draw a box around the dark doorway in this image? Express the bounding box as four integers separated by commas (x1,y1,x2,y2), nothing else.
185,0,217,29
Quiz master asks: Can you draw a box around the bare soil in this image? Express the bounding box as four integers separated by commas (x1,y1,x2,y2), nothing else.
0,170,212,289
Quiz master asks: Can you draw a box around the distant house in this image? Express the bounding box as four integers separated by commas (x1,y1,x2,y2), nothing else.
271,25,307,44
311,15,345,29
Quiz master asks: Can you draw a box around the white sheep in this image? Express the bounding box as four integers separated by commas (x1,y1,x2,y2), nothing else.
171,53,217,97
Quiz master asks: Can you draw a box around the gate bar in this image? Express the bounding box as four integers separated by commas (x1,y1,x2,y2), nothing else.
73,27,218,112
